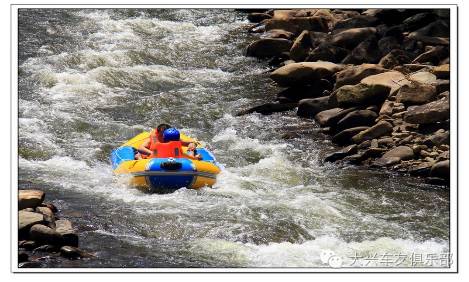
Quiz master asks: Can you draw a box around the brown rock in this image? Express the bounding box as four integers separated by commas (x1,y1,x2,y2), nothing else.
19,211,44,234
324,144,358,162
246,38,293,58
396,82,437,104
432,64,450,79
332,126,370,145
289,30,311,62
351,121,393,144
270,61,343,87
55,219,79,247
332,83,390,107
430,160,450,180
29,224,62,246
314,107,355,127
335,64,388,89
373,146,415,166
361,71,411,95
404,97,450,124
331,27,377,49
264,29,295,40
297,97,331,118
19,190,45,210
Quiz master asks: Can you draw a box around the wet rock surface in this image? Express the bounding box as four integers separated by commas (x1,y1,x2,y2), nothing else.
17,189,93,268
243,8,451,186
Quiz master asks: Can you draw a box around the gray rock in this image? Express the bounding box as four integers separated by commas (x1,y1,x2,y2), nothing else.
246,38,293,58
324,144,358,162
335,109,378,132
373,146,414,166
351,121,393,144
396,82,437,104
404,97,449,124
18,190,45,210
297,97,330,118
332,126,370,145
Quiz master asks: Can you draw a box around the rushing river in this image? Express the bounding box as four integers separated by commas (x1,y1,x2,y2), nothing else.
18,9,450,268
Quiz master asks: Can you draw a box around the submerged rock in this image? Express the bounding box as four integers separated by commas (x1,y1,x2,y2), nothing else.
236,102,297,116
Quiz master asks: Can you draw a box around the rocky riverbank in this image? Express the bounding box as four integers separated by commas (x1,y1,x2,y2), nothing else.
18,189,94,267
240,8,450,186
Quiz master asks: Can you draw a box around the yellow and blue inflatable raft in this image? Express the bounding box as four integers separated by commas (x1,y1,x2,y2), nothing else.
111,131,221,193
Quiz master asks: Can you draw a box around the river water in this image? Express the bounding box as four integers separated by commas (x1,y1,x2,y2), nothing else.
18,9,450,268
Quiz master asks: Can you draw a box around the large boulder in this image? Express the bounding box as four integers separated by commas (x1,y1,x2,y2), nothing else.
331,27,377,50
289,30,312,62
409,20,450,39
332,83,390,107
297,96,330,118
335,64,387,89
396,82,437,104
270,62,343,87
335,109,378,132
379,100,405,116
246,38,293,58
373,146,415,166
404,97,450,124
430,160,450,180
29,224,63,245
351,121,393,144
19,211,44,234
332,126,370,145
19,190,45,210
314,107,356,127
377,36,401,55
361,71,410,95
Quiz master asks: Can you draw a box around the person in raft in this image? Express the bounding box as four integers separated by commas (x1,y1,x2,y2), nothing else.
186,142,202,160
136,123,200,159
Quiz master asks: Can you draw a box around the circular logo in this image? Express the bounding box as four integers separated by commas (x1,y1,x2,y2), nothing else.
320,249,335,264
328,255,343,268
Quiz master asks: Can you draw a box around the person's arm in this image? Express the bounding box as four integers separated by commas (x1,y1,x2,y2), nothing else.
138,139,152,155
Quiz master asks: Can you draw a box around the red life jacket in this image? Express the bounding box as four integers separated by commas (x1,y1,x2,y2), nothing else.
149,141,183,158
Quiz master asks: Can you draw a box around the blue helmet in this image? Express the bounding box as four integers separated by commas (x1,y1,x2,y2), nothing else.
163,128,180,142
